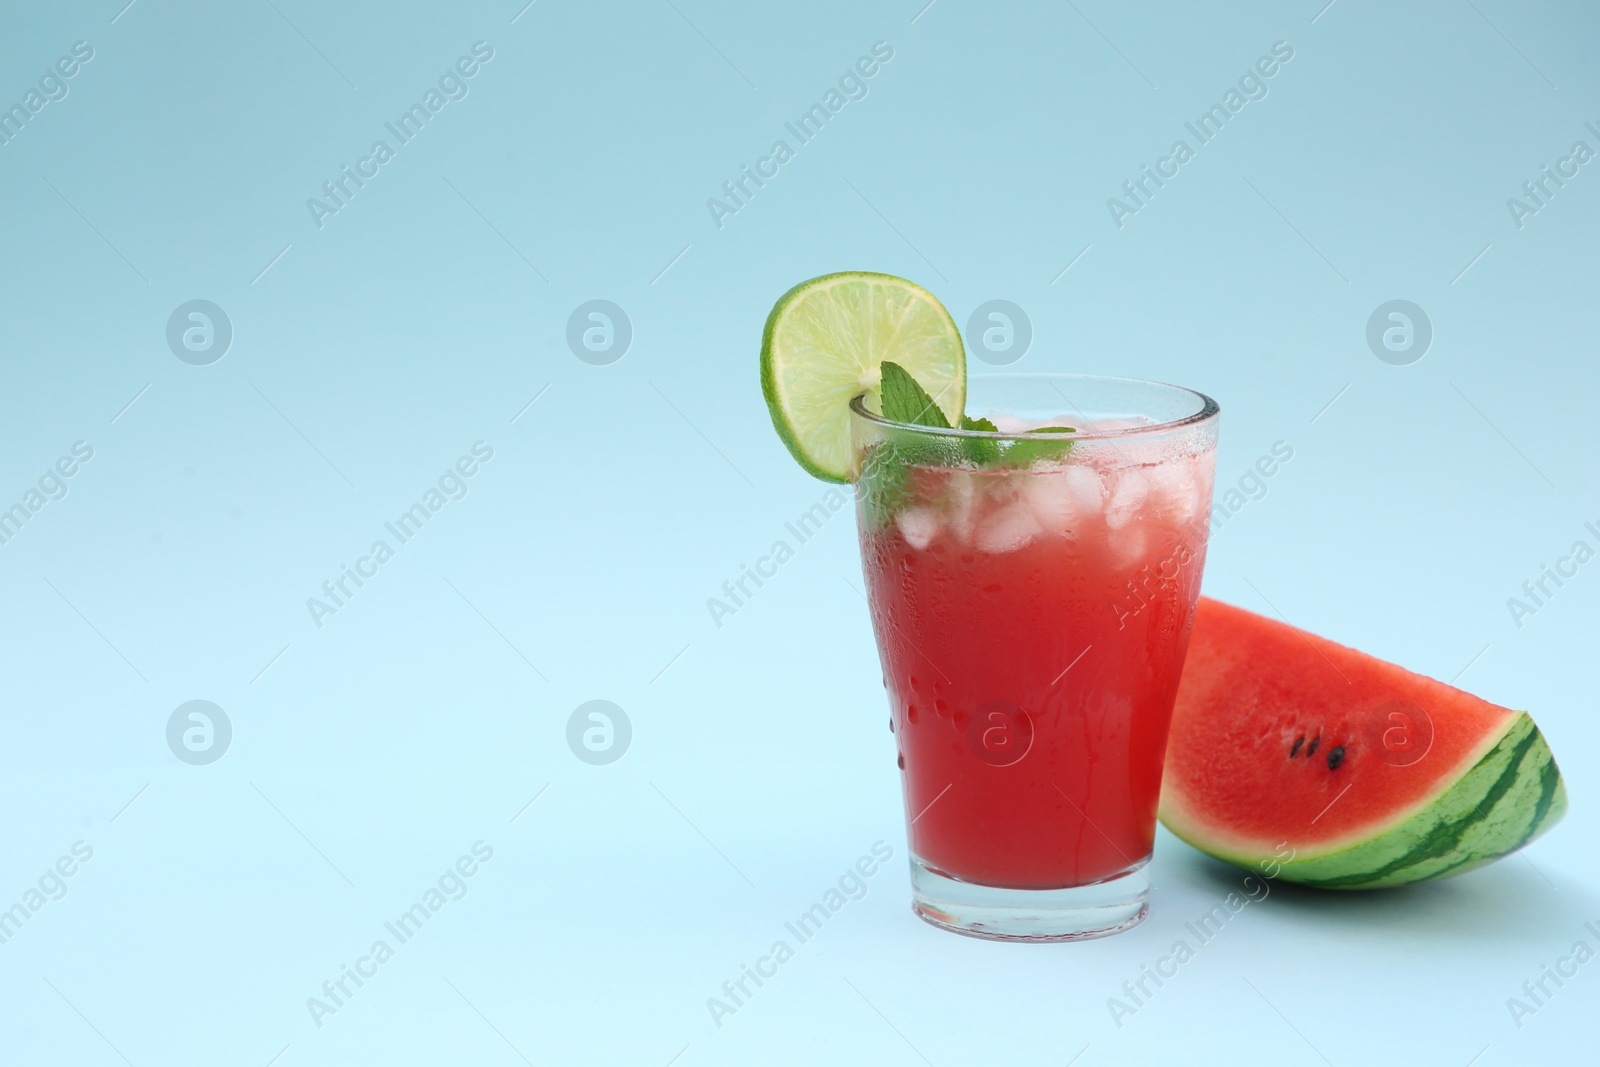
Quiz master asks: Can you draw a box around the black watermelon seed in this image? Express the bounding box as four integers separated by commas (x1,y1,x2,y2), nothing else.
1327,746,1345,771
1307,736,1321,757
896,753,905,770
1290,736,1305,758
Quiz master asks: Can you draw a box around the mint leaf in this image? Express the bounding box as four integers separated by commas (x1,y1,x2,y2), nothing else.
858,436,951,528
859,362,961,527
879,361,951,429
998,426,1076,468
959,415,1001,466
860,366,1077,528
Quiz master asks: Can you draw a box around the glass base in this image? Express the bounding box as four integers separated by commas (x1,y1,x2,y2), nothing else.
910,857,1150,942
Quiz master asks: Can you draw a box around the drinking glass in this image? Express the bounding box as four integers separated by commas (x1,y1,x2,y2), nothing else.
851,374,1219,940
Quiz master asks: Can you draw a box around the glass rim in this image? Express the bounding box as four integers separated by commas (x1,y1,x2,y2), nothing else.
848,372,1220,442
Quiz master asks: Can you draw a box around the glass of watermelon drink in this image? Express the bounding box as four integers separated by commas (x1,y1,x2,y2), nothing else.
851,374,1219,941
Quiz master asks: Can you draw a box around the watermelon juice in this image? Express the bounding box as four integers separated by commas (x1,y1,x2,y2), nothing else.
850,375,1219,940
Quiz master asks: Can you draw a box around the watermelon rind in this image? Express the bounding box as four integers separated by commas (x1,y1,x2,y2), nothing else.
1161,711,1566,890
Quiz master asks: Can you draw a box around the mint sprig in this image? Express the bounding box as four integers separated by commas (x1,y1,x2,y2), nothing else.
861,364,1078,526
879,362,1075,469
879,361,953,428
874,364,1076,467
862,362,953,524
996,425,1075,468
958,415,1001,466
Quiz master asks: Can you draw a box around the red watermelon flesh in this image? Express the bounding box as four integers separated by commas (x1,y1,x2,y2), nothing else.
1160,597,1566,888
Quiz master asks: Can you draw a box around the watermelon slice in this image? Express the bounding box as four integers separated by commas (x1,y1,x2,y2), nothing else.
1160,597,1567,889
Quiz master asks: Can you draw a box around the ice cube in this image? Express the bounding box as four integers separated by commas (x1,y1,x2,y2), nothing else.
943,471,979,542
988,413,1035,434
1079,416,1147,433
976,502,1042,553
1144,460,1198,523
1104,469,1150,530
896,507,938,550
1064,464,1106,515
1022,472,1075,531
1112,523,1150,568
1023,465,1103,533
1189,453,1216,522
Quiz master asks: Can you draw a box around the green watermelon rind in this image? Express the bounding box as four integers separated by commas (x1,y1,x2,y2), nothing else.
1162,712,1567,890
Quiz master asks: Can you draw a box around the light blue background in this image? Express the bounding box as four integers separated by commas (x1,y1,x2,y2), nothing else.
2,1,1596,1064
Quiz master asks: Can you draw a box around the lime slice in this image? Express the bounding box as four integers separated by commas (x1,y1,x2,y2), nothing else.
761,272,965,483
